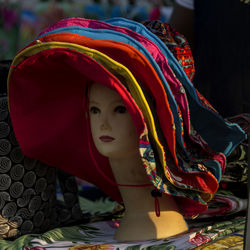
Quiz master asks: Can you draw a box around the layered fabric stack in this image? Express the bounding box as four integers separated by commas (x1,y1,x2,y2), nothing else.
7,17,246,220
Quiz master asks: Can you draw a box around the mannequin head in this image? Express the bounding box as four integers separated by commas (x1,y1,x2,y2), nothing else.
88,84,188,242
89,82,139,159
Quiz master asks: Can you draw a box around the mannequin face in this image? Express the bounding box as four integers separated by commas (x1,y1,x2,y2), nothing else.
89,83,139,159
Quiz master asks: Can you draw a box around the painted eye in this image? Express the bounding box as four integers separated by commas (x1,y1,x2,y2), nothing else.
114,105,127,114
90,106,100,114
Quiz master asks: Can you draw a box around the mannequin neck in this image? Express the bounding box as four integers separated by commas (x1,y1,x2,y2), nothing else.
109,151,150,186
108,151,177,213
108,151,188,241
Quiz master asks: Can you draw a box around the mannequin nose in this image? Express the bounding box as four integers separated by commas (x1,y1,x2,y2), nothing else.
100,116,111,130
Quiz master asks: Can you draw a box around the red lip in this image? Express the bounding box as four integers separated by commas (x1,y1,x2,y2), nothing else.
99,136,115,142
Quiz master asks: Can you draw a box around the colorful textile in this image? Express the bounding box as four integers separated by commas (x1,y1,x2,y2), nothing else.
36,21,189,163
8,17,246,217
8,42,218,215
142,19,195,82
25,33,222,193
36,18,195,162
104,17,246,156
0,210,245,249
141,19,218,115
195,193,248,219
0,173,244,248
36,18,237,187
23,32,177,174
194,232,244,249
35,20,229,182
0,178,247,249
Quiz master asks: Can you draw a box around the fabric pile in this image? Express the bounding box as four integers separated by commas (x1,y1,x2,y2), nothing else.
142,20,250,221
7,17,246,221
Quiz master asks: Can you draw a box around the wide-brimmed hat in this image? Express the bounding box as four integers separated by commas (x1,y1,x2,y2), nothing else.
8,18,246,215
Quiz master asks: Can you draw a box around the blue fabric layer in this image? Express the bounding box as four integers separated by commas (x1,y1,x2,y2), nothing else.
104,17,247,156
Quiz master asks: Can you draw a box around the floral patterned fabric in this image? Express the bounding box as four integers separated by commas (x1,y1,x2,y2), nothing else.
0,184,246,250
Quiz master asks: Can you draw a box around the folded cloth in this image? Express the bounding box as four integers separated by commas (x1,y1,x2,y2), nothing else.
194,193,248,219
